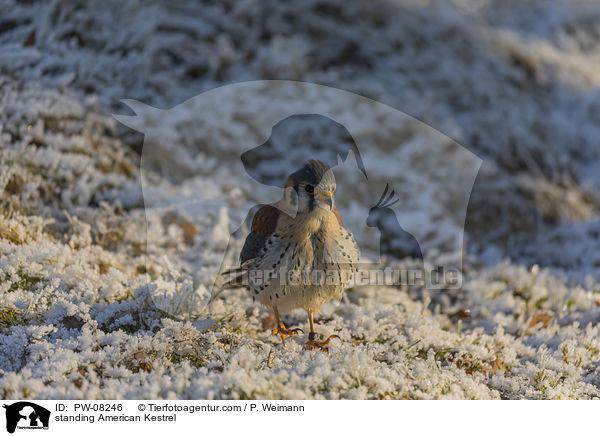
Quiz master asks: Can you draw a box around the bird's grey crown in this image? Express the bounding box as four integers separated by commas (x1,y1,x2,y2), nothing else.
290,159,336,189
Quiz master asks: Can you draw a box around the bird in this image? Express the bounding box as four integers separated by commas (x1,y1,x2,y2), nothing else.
222,159,360,350
366,184,424,263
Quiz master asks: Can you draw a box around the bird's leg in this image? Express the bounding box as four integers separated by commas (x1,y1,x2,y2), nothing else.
306,312,339,352
271,307,303,341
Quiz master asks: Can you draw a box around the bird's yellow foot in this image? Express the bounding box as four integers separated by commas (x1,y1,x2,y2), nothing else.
272,327,303,341
306,332,340,352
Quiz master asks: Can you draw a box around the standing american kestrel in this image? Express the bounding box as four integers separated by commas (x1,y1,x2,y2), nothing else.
223,159,360,350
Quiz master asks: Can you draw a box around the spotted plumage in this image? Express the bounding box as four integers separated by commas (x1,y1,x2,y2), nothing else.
226,159,360,350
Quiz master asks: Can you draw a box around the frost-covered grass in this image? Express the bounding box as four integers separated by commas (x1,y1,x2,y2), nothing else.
2,0,600,399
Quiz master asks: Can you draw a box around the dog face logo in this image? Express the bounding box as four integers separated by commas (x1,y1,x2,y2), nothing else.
115,80,482,315
3,402,50,433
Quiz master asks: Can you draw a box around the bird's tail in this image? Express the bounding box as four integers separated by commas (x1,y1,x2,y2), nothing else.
208,260,253,304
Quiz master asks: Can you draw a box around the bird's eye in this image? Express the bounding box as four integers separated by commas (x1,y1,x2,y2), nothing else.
304,185,315,194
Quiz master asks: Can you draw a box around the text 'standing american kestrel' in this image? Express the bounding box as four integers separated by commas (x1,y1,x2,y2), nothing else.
223,159,360,350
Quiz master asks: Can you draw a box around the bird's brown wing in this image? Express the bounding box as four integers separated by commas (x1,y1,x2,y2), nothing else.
239,204,280,264
250,204,280,236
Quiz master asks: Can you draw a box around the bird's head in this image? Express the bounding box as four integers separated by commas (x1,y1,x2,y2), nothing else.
285,159,336,217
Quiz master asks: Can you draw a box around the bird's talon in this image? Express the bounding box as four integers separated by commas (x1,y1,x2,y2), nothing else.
272,327,302,341
306,334,340,352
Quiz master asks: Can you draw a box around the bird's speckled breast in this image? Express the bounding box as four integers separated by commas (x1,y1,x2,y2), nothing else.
248,210,360,313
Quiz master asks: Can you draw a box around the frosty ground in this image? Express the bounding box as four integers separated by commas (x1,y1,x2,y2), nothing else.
2,0,600,399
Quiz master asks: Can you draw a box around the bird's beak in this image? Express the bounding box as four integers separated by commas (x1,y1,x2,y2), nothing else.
318,191,334,210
